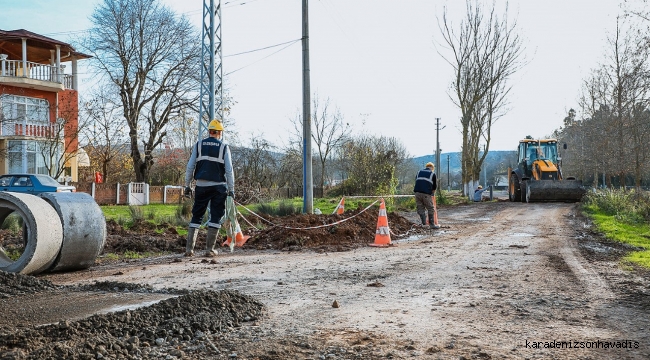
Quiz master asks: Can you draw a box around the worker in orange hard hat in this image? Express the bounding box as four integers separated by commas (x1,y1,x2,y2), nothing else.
184,119,234,257
413,162,440,229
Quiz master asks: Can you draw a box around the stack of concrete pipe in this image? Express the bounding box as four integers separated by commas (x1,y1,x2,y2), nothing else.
0,192,106,275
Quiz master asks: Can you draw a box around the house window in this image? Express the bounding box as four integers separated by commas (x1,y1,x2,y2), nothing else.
8,140,55,175
0,95,50,134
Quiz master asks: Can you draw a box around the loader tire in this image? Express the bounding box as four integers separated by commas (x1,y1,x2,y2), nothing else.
509,174,521,202
521,181,529,203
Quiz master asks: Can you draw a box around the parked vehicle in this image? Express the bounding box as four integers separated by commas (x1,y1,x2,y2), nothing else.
0,174,76,194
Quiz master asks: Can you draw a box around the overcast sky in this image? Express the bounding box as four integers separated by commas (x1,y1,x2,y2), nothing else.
1,0,624,156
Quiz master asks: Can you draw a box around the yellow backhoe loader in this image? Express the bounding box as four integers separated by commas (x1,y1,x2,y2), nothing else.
508,136,585,202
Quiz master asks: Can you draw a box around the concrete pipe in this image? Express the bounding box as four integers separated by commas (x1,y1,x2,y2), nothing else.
39,192,107,272
0,192,63,275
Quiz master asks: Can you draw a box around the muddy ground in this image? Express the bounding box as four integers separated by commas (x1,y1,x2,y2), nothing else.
1,196,649,359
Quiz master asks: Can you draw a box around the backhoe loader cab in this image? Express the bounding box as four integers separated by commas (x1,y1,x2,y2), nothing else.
508,136,585,202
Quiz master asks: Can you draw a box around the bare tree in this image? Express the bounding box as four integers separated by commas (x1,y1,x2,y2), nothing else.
568,17,650,189
339,135,409,196
82,0,200,183
438,0,525,194
277,146,303,189
79,88,130,183
39,93,90,180
147,108,200,185
292,95,351,190
231,134,279,192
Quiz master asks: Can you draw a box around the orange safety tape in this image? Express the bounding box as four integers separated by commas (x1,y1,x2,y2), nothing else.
235,199,380,231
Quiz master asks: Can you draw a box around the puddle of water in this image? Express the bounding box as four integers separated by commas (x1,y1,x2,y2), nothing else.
510,233,534,237
399,234,429,242
581,242,616,254
393,231,455,244
103,298,172,313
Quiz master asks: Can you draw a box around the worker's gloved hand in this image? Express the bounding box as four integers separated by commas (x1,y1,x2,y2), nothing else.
227,191,234,199
184,186,192,198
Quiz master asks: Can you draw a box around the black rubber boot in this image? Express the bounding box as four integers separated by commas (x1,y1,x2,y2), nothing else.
185,227,198,256
205,227,219,257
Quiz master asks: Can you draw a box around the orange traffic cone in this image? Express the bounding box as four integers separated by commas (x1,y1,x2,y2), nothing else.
221,221,250,247
333,196,345,215
222,231,250,247
369,198,392,247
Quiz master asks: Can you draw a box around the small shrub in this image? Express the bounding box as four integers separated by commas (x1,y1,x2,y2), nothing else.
123,250,144,259
255,202,275,216
128,206,144,223
436,190,451,206
277,200,301,216
3,246,22,261
1,213,23,234
177,200,193,217
583,188,650,225
102,253,119,261
255,201,301,216
394,196,416,211
175,200,193,225
145,207,156,220
116,215,128,227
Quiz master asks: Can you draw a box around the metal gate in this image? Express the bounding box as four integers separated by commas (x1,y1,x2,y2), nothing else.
128,182,149,205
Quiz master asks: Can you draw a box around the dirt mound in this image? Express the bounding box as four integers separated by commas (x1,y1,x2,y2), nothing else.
0,289,264,359
104,219,186,254
103,209,419,255
243,207,417,251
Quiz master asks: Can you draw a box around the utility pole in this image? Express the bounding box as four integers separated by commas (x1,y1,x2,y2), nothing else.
302,0,313,213
435,118,445,194
198,0,223,139
447,154,450,191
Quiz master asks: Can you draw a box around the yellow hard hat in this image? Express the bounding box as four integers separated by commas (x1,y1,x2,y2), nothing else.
208,119,224,131
478,185,483,189
425,162,434,169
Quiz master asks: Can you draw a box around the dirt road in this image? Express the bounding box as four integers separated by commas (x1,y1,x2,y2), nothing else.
36,201,649,359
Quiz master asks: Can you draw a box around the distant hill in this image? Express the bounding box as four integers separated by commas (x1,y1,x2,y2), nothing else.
411,150,517,173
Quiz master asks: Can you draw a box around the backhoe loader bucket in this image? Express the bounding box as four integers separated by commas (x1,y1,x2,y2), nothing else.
524,179,585,202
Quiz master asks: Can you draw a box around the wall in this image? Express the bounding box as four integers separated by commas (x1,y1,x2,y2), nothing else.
73,182,184,205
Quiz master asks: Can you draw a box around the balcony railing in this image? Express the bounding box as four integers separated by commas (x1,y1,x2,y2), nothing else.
0,119,64,138
0,59,73,89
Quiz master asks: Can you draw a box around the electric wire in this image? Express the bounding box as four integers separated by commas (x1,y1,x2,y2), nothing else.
225,39,300,57
224,39,300,76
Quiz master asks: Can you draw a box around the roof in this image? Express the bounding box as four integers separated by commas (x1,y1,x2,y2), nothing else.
0,29,91,64
520,139,557,144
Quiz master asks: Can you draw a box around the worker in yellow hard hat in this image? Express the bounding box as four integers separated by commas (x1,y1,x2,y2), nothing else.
184,119,234,257
413,162,440,229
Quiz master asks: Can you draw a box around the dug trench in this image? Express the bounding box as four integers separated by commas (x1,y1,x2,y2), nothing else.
1,200,649,359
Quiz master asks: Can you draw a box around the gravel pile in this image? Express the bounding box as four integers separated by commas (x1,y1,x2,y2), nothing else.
0,272,400,359
73,280,187,294
0,271,58,298
0,271,266,359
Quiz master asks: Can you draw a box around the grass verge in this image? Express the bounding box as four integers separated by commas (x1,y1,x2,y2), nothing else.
582,189,650,268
